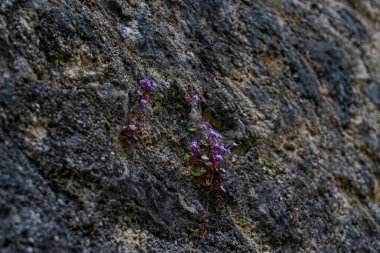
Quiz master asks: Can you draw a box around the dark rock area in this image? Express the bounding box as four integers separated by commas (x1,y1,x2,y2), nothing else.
0,0,379,252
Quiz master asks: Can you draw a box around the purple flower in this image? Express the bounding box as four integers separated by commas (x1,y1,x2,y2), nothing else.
199,121,209,127
190,140,199,155
149,81,157,88
191,95,200,103
209,129,222,139
140,79,150,87
140,79,157,89
140,98,148,106
215,154,223,161
226,142,238,153
230,143,238,148
214,143,226,152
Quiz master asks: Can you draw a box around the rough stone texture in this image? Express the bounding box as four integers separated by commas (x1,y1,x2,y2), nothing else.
0,0,380,252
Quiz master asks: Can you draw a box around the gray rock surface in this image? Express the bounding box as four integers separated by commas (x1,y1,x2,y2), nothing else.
0,0,379,252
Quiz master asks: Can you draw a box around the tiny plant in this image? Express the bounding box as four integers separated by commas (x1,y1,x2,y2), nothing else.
137,79,158,107
184,120,237,196
119,119,141,144
119,79,158,144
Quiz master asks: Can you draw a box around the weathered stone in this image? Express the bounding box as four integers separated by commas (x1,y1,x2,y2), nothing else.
0,0,379,252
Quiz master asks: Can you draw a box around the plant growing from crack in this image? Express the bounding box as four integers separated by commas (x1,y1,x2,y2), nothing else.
184,93,237,199
137,79,158,106
118,79,158,144
185,114,237,237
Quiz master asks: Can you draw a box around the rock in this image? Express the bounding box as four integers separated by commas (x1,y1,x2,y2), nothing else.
364,81,380,106
0,0,379,252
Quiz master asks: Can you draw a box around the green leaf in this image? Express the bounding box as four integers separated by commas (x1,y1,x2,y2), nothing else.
201,155,209,160
183,153,191,161
191,167,206,176
186,122,196,132
200,139,208,146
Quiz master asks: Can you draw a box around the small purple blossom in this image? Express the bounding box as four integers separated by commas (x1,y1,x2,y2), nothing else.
230,142,238,148
149,81,158,88
140,79,157,89
214,143,227,153
140,98,148,106
191,95,200,103
209,129,222,139
140,79,150,87
226,142,238,153
190,140,200,155
199,121,209,127
215,154,223,161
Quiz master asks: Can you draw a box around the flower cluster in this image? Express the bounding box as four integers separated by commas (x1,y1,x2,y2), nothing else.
137,79,158,106
119,79,158,144
185,120,237,193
